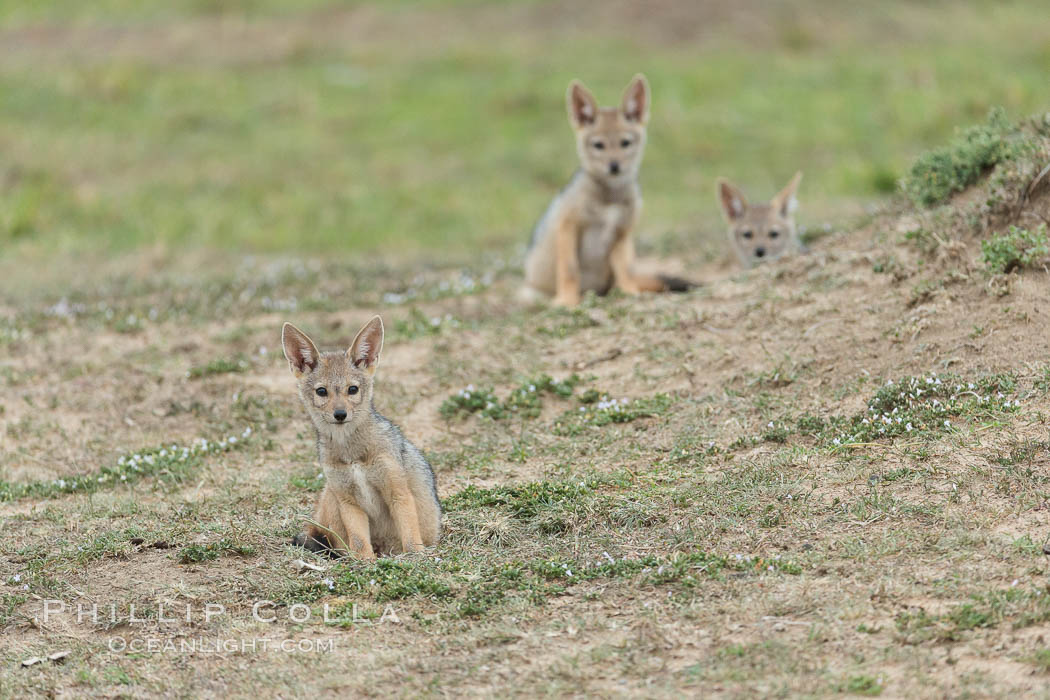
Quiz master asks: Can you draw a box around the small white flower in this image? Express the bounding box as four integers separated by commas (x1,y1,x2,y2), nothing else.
12,574,21,583
905,422,913,432
323,578,335,590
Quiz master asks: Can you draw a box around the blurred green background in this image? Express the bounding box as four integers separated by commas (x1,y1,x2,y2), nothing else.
0,0,1047,262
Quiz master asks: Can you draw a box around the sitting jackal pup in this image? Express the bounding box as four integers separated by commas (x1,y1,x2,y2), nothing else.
523,74,688,306
282,317,440,559
718,172,803,268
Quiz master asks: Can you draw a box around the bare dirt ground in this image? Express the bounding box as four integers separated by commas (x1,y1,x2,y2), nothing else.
4,160,1050,697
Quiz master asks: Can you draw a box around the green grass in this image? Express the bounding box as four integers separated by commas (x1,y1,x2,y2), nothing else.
284,546,800,619
178,537,256,564
981,224,1049,274
903,107,1024,207
1028,649,1050,673
896,588,1050,644
842,675,883,696
786,372,1021,448
439,374,580,420
553,393,675,436
187,354,251,378
0,429,251,501
1,1,1049,266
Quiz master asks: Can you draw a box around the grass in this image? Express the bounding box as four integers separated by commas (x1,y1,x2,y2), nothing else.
187,354,251,378
285,545,801,619
842,675,884,696
0,429,252,501
785,372,1021,447
896,588,1050,644
903,107,1024,207
981,224,1049,274
440,374,580,420
178,537,257,564
552,393,675,436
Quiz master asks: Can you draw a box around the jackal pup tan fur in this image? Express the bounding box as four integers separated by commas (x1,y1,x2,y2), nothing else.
282,317,440,559
522,74,691,306
718,172,803,268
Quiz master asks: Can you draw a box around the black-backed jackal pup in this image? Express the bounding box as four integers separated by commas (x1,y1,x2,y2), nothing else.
718,172,803,268
522,74,690,307
283,317,441,559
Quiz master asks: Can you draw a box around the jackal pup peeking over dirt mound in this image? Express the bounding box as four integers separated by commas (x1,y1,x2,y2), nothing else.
522,74,694,306
283,317,441,559
718,172,803,268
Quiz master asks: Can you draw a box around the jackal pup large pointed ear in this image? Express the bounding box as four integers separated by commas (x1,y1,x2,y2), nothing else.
282,323,320,377
348,315,384,376
717,178,749,223
566,79,599,130
771,171,803,218
620,74,650,125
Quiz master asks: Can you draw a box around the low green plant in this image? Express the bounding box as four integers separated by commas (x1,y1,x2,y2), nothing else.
178,538,256,564
821,373,1018,446
0,429,252,501
393,308,460,339
439,375,580,421
843,675,883,696
896,587,1050,643
903,107,1021,207
439,385,501,420
187,354,250,378
1028,648,1050,672
553,393,674,436
980,224,1049,274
